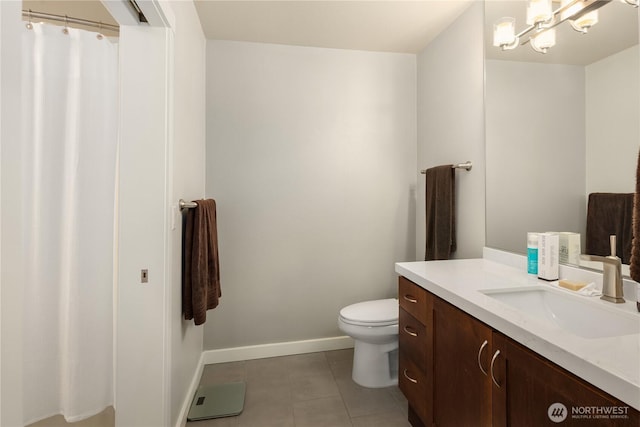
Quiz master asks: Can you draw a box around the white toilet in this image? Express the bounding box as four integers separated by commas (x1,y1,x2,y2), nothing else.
338,298,399,388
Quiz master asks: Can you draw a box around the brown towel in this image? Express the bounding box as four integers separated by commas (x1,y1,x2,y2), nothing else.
182,199,221,325
425,165,456,261
631,149,640,281
585,193,634,264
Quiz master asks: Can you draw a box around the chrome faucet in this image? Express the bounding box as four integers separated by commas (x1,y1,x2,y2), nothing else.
580,235,624,304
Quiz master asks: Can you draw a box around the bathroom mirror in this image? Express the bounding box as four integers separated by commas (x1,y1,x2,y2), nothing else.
484,0,639,265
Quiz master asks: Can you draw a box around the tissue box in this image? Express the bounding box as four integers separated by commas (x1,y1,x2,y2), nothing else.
538,232,559,281
558,232,581,265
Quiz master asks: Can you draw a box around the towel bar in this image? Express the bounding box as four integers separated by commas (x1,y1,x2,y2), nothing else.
421,161,472,174
179,199,198,211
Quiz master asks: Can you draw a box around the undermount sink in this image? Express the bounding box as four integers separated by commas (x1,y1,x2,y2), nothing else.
481,287,640,339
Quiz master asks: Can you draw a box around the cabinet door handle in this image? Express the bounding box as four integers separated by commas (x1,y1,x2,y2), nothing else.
490,350,502,388
403,294,418,304
403,325,418,337
403,369,418,384
477,340,488,376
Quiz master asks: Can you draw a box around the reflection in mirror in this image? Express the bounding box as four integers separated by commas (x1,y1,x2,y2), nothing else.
484,0,639,267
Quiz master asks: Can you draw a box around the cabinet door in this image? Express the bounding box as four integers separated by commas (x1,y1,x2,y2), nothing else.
433,297,493,427
492,333,640,427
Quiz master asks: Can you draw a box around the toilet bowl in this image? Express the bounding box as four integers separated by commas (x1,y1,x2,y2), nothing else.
338,298,399,388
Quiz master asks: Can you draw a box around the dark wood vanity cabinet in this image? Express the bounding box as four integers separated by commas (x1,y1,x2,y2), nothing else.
432,296,493,426
492,333,640,427
398,276,432,426
398,276,640,427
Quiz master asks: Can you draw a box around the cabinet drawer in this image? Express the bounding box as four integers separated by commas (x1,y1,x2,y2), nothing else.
399,352,429,426
399,307,427,367
399,276,428,322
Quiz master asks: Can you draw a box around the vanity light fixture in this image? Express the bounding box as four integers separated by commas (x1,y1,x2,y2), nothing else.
492,0,626,54
561,0,599,33
531,27,557,52
527,0,554,25
493,17,519,50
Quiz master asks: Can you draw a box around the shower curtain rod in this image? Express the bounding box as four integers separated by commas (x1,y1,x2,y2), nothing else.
22,9,119,33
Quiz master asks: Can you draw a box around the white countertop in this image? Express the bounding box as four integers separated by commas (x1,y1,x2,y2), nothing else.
395,248,640,411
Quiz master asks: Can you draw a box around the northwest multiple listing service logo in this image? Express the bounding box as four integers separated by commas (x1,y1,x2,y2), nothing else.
548,403,568,423
548,402,631,423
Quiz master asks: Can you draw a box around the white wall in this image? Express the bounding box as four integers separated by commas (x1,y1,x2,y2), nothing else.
0,2,24,425
116,24,172,427
166,2,206,426
204,40,417,350
416,2,485,260
117,2,207,426
485,59,586,254
586,45,639,195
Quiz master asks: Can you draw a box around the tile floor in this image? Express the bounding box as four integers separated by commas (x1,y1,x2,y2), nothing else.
187,349,411,427
27,349,409,427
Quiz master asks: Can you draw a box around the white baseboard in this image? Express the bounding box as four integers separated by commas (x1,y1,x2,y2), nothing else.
202,335,354,365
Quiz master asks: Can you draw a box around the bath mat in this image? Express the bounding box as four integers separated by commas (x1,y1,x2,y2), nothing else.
187,382,246,421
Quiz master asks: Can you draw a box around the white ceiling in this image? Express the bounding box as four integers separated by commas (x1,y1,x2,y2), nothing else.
21,1,474,53
20,1,637,61
193,0,474,53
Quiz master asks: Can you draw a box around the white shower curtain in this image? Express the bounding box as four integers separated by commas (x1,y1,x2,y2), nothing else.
21,23,118,424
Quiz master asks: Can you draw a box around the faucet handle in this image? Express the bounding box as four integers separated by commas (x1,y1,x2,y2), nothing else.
580,250,624,303
580,235,621,266
610,235,616,258
580,253,621,267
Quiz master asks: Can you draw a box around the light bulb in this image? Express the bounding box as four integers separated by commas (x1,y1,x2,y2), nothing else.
527,0,553,25
493,17,517,48
531,28,556,53
562,0,599,33
571,10,598,33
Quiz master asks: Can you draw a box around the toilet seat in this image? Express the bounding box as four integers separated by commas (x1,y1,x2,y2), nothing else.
339,298,398,327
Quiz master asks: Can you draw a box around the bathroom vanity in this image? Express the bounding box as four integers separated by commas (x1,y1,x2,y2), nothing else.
397,250,640,426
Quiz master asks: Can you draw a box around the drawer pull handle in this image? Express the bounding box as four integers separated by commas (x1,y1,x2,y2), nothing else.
403,326,418,337
403,369,418,384
477,340,488,376
490,350,502,388
403,294,418,304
